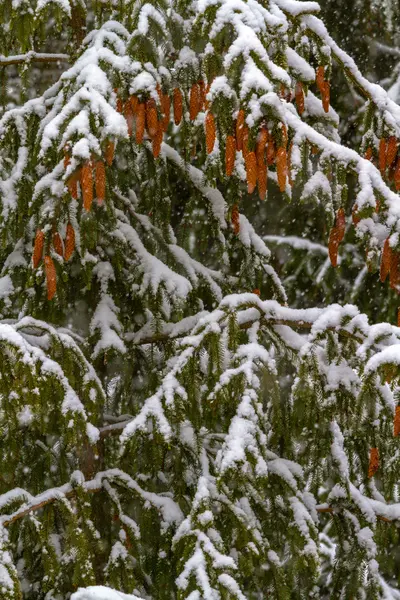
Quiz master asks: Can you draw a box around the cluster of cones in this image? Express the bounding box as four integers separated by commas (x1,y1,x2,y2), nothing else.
65,149,107,212
32,225,75,300
368,407,400,478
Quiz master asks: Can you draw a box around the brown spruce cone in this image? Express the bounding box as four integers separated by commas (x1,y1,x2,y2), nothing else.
95,160,106,205
368,447,379,478
81,161,93,212
390,250,400,291
104,140,115,166
380,238,392,283
146,98,158,139
33,229,44,268
328,208,346,267
231,204,240,235
205,112,216,154
245,151,257,194
152,125,163,158
395,157,400,191
266,135,275,165
130,95,139,115
394,405,400,437
136,102,145,144
63,148,71,169
44,255,57,301
257,163,267,201
386,135,398,168
321,81,330,113
64,223,76,261
53,232,63,257
276,147,287,192
225,135,236,177
256,127,268,166
189,83,201,121
173,88,183,125
364,147,373,161
295,81,305,115
124,99,134,137
236,110,245,151
379,138,387,175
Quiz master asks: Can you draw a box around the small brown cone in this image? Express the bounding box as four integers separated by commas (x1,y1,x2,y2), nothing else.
81,161,93,212
321,81,330,113
394,405,400,437
64,150,71,170
189,83,200,121
161,94,170,132
245,152,257,194
276,147,287,192
130,95,139,115
124,99,134,137
352,203,361,226
394,157,400,191
379,138,387,175
295,81,305,115
225,135,236,177
53,232,63,257
368,447,379,478
67,169,80,199
231,204,240,235
33,229,44,268
136,103,145,144
236,110,245,151
146,99,158,139
116,95,123,114
316,66,325,93
205,112,216,154
95,160,106,205
64,223,75,261
104,140,115,166
253,288,260,296
173,88,183,125
380,238,391,283
390,251,400,291
364,147,373,161
44,255,57,301
328,228,340,268
256,127,268,166
386,136,398,168
336,207,346,242
152,125,163,158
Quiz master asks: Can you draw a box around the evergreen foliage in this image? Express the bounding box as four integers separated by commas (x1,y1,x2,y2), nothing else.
2,0,400,598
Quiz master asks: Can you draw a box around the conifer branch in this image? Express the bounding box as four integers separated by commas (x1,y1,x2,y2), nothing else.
0,52,70,66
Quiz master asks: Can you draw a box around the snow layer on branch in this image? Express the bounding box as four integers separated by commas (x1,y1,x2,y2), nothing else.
71,586,143,600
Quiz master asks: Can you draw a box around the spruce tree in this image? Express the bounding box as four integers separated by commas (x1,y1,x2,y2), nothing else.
2,0,400,598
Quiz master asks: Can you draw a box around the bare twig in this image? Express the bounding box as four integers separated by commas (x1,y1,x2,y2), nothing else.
0,52,70,67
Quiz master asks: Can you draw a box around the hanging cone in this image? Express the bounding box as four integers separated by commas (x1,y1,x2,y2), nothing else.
276,147,287,192
379,138,387,176
44,255,57,301
364,147,373,161
257,163,267,200
81,161,93,212
295,81,305,115
161,94,170,132
95,160,106,205
256,128,268,166
236,110,245,151
368,447,379,478
231,204,240,235
67,168,80,199
336,207,346,241
130,95,139,115
146,98,158,139
225,135,236,177
321,81,330,113
245,152,257,194
390,251,400,291
352,203,360,226
394,405,400,437
104,140,115,166
64,222,75,261
53,232,63,257
173,88,183,125
136,103,145,144
152,125,163,158
189,83,201,121
205,112,216,154
386,136,398,168
394,157,400,191
328,208,346,267
316,65,325,93
32,229,44,268
124,99,134,137
380,238,391,283
63,149,71,169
